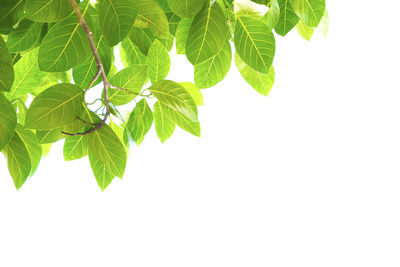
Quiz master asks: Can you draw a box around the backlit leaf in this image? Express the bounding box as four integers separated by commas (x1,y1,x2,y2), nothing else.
150,80,198,121
162,103,200,137
175,17,193,55
134,0,169,39
25,83,85,129
99,0,138,46
179,82,204,106
120,37,147,66
0,35,14,92
296,19,314,40
153,101,175,143
88,151,115,191
63,135,88,161
127,99,153,145
7,19,42,52
291,0,325,28
167,0,207,18
186,2,227,65
25,0,73,22
275,0,299,36
0,93,17,150
234,15,275,74
147,39,170,84
16,125,42,176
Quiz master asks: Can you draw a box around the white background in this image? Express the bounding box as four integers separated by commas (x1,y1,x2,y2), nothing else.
1,1,400,266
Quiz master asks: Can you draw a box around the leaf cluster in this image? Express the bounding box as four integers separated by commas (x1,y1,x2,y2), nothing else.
0,0,328,190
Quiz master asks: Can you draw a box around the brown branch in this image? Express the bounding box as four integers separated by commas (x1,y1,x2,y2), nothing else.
63,0,111,136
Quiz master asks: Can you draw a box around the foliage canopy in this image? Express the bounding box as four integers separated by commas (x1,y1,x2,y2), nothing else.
0,0,328,190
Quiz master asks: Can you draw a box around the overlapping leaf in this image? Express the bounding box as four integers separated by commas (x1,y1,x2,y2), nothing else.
64,135,88,161
25,0,73,22
127,99,153,145
25,83,85,129
150,80,198,122
0,94,17,150
234,15,275,74
99,0,138,46
148,39,170,84
186,3,227,65
275,0,299,36
291,0,325,28
0,35,14,92
88,151,115,191
7,19,42,52
167,0,207,18
134,0,169,39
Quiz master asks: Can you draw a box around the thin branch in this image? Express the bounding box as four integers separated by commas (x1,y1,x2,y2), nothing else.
64,0,111,136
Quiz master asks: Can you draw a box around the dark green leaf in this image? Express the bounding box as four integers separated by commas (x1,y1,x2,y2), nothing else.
291,0,325,28
167,0,207,18
275,0,299,36
7,19,42,52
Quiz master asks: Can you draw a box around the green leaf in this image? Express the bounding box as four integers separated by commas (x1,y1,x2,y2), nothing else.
6,19,42,52
234,15,275,74
296,19,314,40
179,82,204,106
38,6,93,72
153,101,175,143
150,80,198,122
87,123,127,178
235,53,275,96
25,0,73,22
186,2,227,65
263,0,280,29
16,125,42,176
120,37,147,66
129,27,155,55
109,65,148,106
134,0,169,39
99,0,138,46
88,151,115,191
3,133,31,189
162,103,200,137
291,0,325,28
175,17,193,54
0,93,17,151
147,39,170,84
0,35,14,92
275,0,299,36
127,99,153,145
25,83,85,129
194,40,231,89
72,33,112,89
6,48,47,99
166,11,180,35
0,0,25,32
167,0,207,18
63,135,88,161
36,128,64,144
317,10,329,36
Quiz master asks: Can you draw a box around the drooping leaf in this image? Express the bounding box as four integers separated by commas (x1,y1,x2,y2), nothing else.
38,5,93,72
234,15,275,74
175,17,193,55
3,130,31,190
36,128,64,144
6,19,42,52
127,99,153,145
179,82,204,106
63,135,88,161
129,27,155,55
0,93,17,150
109,65,148,106
274,0,299,36
296,19,314,40
0,35,14,92
6,48,47,99
166,11,180,35
99,0,138,46
120,37,147,66
167,0,207,18
290,0,325,28
235,53,275,96
133,0,169,39
25,0,73,22
153,101,175,143
16,125,42,176
317,10,329,36
185,2,227,65
87,123,127,178
25,83,85,129
161,103,200,137
88,151,115,191
194,40,231,89
150,80,198,122
147,39,170,84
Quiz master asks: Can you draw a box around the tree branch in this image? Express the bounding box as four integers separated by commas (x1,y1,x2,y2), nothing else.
63,0,111,136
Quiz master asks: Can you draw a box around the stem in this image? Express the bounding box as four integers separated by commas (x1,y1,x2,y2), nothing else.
64,0,111,136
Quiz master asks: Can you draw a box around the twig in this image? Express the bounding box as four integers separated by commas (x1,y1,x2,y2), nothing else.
63,0,111,136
